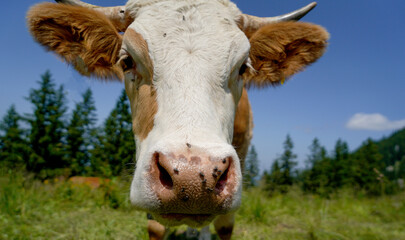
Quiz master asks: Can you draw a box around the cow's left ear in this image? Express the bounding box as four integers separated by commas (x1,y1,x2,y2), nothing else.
243,22,329,87
27,3,123,80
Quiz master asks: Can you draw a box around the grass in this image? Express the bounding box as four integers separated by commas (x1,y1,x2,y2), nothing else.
0,171,148,240
1,171,404,240
236,188,405,240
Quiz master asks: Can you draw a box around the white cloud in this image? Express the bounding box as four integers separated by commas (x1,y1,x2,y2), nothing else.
346,113,405,131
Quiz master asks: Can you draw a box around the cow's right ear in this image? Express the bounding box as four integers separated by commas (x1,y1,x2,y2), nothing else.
242,22,329,87
27,3,124,80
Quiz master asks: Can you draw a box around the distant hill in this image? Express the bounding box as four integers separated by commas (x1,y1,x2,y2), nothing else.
375,128,405,167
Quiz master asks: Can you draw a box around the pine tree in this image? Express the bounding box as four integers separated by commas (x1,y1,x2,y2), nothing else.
352,139,384,195
264,160,283,193
244,145,259,188
66,105,85,175
302,138,325,192
265,135,297,194
66,89,97,175
278,134,297,186
305,138,323,168
91,90,135,177
0,105,30,169
25,71,67,178
301,138,332,195
331,139,350,188
89,127,111,176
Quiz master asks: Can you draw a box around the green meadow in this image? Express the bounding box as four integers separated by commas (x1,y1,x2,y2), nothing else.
1,171,404,240
1,71,404,239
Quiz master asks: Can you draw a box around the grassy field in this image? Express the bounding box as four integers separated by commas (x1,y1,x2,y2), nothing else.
1,171,405,240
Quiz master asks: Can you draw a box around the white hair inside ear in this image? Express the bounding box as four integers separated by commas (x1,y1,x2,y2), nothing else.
245,58,256,73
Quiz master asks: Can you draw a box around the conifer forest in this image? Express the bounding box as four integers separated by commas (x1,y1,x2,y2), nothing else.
1,71,404,239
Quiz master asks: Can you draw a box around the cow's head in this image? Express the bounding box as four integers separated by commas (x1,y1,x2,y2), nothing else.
27,0,328,226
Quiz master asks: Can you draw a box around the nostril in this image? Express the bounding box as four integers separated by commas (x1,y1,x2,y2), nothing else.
154,153,173,189
215,166,229,194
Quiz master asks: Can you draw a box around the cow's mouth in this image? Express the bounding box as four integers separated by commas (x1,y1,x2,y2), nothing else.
157,213,215,226
161,213,212,221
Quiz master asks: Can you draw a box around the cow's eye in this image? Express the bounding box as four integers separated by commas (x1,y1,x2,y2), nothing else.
239,63,248,76
121,55,135,73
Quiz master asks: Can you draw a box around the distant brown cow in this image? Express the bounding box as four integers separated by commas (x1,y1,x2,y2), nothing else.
27,0,328,239
68,176,111,189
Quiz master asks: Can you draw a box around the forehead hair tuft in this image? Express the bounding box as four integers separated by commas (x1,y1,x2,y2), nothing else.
125,0,241,19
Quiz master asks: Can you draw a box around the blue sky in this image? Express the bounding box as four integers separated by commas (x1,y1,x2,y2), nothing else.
1,0,404,171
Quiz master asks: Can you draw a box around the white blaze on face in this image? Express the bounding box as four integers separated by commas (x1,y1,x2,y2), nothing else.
124,0,250,211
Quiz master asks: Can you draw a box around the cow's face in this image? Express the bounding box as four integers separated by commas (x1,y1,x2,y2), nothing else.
27,0,328,227
122,0,248,226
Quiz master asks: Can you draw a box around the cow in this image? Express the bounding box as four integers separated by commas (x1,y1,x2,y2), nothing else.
68,176,111,189
27,0,328,239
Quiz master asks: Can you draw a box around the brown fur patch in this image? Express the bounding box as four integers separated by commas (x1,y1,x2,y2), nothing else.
232,88,253,170
27,3,123,80
126,82,158,141
123,29,154,80
243,22,329,87
120,28,157,141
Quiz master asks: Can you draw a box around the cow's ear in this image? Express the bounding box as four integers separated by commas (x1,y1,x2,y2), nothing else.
243,22,329,87
27,3,123,80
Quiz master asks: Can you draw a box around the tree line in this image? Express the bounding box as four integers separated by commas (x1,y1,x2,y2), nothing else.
244,132,405,196
1,71,405,196
0,71,135,179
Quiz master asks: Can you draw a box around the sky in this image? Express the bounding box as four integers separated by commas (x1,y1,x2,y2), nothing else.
1,0,404,172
